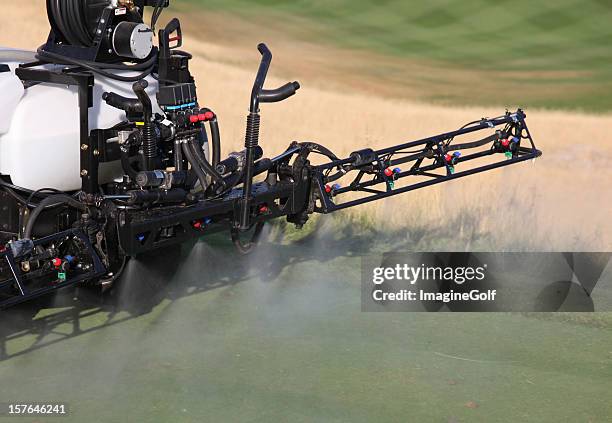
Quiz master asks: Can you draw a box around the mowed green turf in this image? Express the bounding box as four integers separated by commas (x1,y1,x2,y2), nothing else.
1,233,611,422
188,0,612,112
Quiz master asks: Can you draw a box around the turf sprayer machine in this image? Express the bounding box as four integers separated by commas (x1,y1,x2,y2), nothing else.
0,0,541,309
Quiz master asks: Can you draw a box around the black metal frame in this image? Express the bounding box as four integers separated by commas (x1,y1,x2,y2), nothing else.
312,111,541,212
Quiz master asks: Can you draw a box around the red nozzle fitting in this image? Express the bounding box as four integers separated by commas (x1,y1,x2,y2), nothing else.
384,168,394,177
189,115,200,124
501,139,511,148
52,258,62,268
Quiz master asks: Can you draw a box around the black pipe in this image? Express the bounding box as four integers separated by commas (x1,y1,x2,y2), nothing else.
250,44,272,113
126,189,187,205
174,139,184,171
259,82,301,104
239,43,301,231
132,80,156,170
239,112,261,230
216,146,264,175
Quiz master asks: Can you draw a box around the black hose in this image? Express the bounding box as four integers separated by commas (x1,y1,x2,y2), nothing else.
151,0,166,33
24,195,87,240
25,188,65,206
182,143,209,192
174,140,184,171
0,181,75,209
200,108,221,167
36,48,157,82
187,137,225,188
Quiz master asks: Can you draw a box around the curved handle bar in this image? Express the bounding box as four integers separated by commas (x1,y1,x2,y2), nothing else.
250,43,273,112
250,43,300,111
132,80,152,121
102,92,144,114
259,81,301,104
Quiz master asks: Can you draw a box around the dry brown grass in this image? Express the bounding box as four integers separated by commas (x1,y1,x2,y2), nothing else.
2,1,610,250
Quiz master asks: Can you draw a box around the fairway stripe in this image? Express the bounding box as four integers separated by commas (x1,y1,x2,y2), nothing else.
434,351,519,364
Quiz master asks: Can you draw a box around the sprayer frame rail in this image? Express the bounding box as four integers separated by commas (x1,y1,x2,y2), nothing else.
312,111,542,213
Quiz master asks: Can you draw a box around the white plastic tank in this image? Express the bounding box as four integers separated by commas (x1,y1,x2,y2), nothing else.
0,48,163,192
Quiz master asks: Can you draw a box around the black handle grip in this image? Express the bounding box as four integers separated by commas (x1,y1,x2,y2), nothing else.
159,18,183,60
259,82,301,104
102,92,143,114
132,80,152,119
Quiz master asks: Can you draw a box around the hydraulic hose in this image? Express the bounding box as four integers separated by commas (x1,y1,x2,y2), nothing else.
24,195,88,240
187,137,225,188
200,108,221,167
182,143,209,192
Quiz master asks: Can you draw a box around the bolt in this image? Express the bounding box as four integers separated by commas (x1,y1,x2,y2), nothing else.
81,170,88,177
93,149,100,156
81,144,88,151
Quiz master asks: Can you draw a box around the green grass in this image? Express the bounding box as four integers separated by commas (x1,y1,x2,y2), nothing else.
1,234,612,422
186,0,612,112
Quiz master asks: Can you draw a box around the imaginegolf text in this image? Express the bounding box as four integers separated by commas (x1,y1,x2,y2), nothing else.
372,289,497,303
